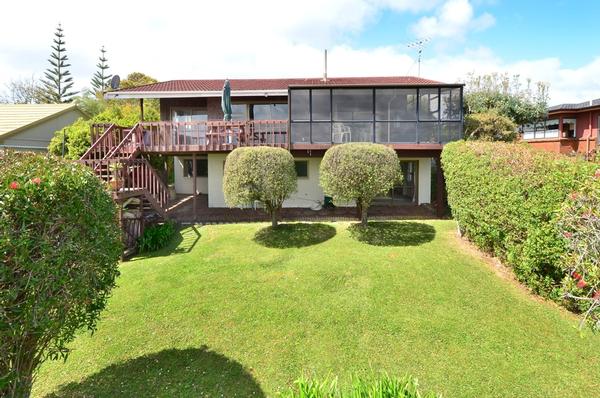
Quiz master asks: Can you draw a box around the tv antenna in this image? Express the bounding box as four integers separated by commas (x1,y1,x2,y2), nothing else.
407,38,430,77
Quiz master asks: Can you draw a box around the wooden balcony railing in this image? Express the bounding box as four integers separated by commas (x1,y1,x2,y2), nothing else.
81,124,131,161
137,120,288,152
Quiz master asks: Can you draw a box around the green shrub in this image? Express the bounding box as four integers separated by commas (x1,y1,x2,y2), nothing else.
137,221,176,253
0,151,122,397
223,146,297,227
320,143,401,227
558,170,600,330
282,373,440,398
441,141,598,298
464,110,517,142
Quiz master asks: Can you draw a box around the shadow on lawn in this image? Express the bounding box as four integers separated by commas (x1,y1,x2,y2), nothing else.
254,223,336,248
44,347,265,398
130,226,202,261
348,221,436,246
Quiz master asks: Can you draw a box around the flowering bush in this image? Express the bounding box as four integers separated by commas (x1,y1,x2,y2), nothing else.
0,151,122,397
558,169,600,330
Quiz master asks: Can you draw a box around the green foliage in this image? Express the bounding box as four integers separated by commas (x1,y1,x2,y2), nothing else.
47,117,91,159
0,151,122,397
40,24,77,103
320,143,401,227
441,141,598,298
463,73,548,126
90,46,112,93
138,221,176,253
119,72,158,89
464,110,517,142
48,100,159,159
282,374,440,398
223,147,297,227
558,170,600,330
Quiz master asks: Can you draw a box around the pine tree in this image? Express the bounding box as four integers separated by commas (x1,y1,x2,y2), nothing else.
41,24,77,103
91,46,112,93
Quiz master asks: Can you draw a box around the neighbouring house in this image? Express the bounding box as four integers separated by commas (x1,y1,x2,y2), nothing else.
0,103,85,152
86,76,463,248
521,98,599,158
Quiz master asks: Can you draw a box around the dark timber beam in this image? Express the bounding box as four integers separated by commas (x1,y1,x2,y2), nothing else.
140,98,144,122
192,153,197,221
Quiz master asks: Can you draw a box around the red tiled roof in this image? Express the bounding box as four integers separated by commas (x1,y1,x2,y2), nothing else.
117,76,447,93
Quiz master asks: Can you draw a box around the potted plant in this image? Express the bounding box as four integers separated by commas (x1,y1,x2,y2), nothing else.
108,162,124,191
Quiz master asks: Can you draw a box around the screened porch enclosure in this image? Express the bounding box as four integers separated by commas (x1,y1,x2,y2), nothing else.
289,86,463,145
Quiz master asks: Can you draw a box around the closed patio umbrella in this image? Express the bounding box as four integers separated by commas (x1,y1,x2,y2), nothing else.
221,79,232,121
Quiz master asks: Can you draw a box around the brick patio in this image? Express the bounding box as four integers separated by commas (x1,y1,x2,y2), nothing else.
167,194,439,224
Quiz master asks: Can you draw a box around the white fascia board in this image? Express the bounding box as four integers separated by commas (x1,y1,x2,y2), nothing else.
105,89,288,100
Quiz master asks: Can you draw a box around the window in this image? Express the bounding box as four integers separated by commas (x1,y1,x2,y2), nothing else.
252,103,288,120
522,119,560,140
294,160,308,177
231,104,247,120
311,89,331,121
288,87,462,144
332,89,373,121
291,89,310,121
376,89,417,121
183,158,208,177
419,88,439,121
563,118,576,138
440,88,461,120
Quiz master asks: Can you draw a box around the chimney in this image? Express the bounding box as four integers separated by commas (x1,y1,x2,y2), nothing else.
322,49,328,82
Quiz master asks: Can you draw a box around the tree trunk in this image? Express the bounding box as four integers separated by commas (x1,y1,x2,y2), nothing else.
361,205,368,228
271,208,278,228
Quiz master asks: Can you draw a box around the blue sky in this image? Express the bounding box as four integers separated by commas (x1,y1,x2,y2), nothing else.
0,0,599,103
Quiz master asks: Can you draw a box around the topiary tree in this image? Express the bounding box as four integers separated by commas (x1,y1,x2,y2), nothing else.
223,147,297,227
320,143,401,227
0,151,122,397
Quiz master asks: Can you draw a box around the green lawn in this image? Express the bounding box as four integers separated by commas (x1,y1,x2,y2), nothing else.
33,221,600,397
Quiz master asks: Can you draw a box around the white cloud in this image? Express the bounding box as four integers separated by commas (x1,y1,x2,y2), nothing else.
410,0,495,40
0,0,597,105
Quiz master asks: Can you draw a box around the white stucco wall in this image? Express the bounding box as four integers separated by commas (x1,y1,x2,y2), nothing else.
417,158,432,205
200,153,433,208
0,109,83,151
284,157,324,208
207,153,228,207
174,155,209,194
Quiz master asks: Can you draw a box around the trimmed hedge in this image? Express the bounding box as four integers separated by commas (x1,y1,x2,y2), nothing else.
441,141,599,298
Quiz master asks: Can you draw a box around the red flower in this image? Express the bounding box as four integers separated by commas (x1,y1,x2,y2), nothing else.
9,181,19,190
31,177,41,185
573,272,582,280
569,192,578,200
594,290,600,300
577,280,587,289
563,232,573,239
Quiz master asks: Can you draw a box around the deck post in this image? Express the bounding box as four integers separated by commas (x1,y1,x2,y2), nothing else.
435,155,445,217
140,98,144,122
192,153,197,222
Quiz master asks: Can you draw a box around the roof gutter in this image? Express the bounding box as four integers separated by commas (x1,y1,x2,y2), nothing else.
105,89,289,100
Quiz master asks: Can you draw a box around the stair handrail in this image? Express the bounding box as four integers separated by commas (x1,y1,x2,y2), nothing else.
80,123,116,161
121,157,169,210
102,123,142,161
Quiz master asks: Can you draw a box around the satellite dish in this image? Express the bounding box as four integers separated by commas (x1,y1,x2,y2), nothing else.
110,75,120,90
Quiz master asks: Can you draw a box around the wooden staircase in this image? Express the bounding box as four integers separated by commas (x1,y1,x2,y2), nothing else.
80,124,171,252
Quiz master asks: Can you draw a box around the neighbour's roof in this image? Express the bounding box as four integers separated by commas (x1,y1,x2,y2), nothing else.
0,103,80,138
106,76,457,99
548,98,600,112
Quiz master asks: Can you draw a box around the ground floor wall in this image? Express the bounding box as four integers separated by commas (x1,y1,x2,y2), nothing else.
173,153,434,209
